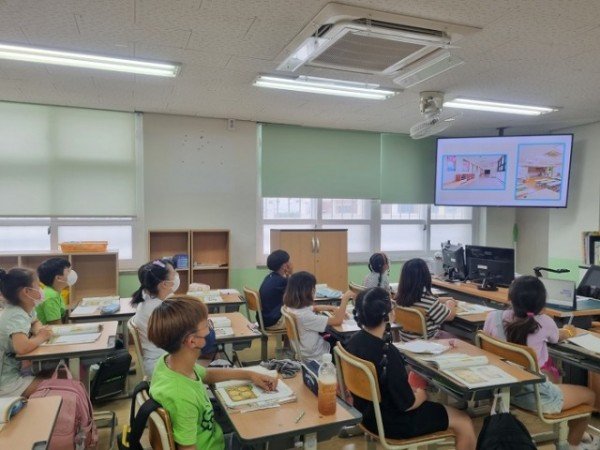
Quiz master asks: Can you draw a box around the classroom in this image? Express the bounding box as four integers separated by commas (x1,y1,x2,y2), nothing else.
2,1,600,450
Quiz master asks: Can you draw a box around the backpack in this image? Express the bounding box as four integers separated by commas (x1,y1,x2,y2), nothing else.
117,381,161,450
89,349,132,403
31,361,98,450
476,394,536,450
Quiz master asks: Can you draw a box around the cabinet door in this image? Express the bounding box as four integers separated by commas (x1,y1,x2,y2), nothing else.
314,230,348,291
271,230,316,274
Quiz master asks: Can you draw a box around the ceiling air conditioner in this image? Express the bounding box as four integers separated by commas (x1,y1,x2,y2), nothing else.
277,3,479,84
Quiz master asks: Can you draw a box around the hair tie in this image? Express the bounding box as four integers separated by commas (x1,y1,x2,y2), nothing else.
526,312,535,318
152,260,166,268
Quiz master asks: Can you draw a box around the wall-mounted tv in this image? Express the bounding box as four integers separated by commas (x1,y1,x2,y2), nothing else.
435,134,573,208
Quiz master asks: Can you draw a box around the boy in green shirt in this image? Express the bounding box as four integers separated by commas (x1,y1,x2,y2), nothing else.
36,257,78,324
148,296,277,450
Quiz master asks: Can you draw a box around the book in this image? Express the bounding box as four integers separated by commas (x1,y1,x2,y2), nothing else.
0,396,26,431
394,339,449,355
210,316,232,328
44,323,102,346
79,296,120,307
214,366,295,409
214,327,234,338
315,286,342,299
455,301,495,316
568,333,600,353
188,291,223,303
419,353,516,388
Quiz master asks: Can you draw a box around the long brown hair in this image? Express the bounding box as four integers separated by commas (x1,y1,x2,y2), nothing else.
394,258,432,306
283,271,316,309
505,276,545,345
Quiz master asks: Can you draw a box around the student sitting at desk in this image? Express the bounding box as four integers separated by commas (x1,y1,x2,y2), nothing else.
259,249,293,331
0,268,53,397
363,252,391,291
283,271,352,360
346,287,476,450
395,258,457,341
36,257,77,325
148,296,277,450
483,276,598,450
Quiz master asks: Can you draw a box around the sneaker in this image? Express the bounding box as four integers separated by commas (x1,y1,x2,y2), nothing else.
580,433,600,450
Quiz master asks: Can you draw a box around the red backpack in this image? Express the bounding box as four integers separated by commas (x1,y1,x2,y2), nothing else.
31,361,98,450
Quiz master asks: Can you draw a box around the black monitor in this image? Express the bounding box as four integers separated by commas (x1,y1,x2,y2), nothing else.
441,242,466,281
465,245,515,288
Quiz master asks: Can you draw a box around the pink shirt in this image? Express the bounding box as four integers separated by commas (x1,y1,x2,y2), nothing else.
483,309,559,366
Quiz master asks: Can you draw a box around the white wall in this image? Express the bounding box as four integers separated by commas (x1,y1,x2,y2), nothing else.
481,207,516,248
143,114,258,268
515,208,549,274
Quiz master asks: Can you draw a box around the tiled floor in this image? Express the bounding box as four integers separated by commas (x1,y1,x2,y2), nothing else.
95,336,597,450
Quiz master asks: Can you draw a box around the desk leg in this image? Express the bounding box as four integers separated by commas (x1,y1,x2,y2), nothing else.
121,319,129,350
303,432,317,450
69,357,81,381
261,334,268,361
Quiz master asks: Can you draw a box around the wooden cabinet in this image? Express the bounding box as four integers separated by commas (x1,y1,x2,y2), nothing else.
270,229,347,291
0,251,118,304
148,229,230,292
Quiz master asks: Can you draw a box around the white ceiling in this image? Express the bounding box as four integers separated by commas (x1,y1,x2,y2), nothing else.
1,0,600,136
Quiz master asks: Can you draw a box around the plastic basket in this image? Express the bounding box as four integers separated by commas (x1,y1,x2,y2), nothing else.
59,241,108,253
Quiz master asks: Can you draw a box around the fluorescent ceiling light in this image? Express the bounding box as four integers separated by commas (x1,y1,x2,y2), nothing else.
254,75,396,100
444,98,557,116
0,43,180,77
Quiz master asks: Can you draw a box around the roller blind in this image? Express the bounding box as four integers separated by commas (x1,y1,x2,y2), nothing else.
380,133,436,204
261,123,381,199
0,102,137,216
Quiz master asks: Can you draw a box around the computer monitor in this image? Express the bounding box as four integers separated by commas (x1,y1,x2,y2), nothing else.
441,242,466,281
465,245,515,288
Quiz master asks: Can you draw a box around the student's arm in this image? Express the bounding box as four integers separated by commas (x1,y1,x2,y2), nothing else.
406,388,427,411
12,329,52,355
31,319,43,334
326,291,352,326
204,368,278,391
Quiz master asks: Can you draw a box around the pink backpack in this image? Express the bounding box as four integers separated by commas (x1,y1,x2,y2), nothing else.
31,361,98,450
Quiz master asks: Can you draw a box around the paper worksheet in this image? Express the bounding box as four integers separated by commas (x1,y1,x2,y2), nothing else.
568,333,600,354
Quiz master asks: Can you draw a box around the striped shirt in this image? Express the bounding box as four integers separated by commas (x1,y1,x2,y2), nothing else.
398,294,451,341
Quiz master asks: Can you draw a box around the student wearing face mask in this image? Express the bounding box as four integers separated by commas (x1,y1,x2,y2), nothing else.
131,259,182,376
0,267,53,397
36,257,78,325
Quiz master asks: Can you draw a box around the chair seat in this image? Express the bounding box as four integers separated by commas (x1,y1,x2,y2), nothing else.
360,424,455,446
263,328,286,336
514,403,593,420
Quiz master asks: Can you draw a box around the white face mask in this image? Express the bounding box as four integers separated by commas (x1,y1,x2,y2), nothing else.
168,274,180,294
27,287,45,307
66,270,78,286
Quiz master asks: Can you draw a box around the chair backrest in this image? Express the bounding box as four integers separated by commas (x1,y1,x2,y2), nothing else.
89,349,131,403
135,389,176,450
243,286,266,331
281,306,302,360
127,318,147,381
475,331,539,372
395,306,428,339
349,282,366,295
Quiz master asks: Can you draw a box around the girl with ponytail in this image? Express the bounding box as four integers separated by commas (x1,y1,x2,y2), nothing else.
484,276,597,448
346,287,476,449
363,252,391,291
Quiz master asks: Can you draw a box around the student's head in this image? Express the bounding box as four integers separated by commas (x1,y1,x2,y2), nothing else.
505,275,546,345
353,287,394,329
267,249,292,275
148,296,210,354
0,267,43,308
37,257,75,289
131,259,177,305
395,258,432,306
283,271,316,309
368,252,389,275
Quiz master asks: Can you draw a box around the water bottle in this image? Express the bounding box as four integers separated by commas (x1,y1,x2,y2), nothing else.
317,353,337,415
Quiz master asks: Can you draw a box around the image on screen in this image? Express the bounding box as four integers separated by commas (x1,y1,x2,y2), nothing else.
435,134,573,208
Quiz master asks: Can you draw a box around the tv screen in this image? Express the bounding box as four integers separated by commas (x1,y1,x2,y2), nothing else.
435,134,573,208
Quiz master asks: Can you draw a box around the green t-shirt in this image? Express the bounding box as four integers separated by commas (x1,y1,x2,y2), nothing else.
0,305,34,390
35,286,66,324
149,355,224,450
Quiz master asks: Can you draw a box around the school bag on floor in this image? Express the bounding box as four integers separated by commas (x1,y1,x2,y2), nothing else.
30,360,98,450
476,393,536,450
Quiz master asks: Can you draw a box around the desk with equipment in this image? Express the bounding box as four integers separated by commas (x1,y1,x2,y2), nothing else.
17,321,118,382
212,371,361,449
0,396,62,450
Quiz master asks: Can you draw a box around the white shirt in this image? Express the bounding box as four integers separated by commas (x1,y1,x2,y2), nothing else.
288,306,330,360
131,291,166,376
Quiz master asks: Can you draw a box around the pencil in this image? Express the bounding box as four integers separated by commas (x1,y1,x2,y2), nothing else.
294,411,305,423
568,314,574,325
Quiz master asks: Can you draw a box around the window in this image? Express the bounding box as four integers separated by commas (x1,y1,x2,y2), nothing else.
0,217,139,267
260,198,476,263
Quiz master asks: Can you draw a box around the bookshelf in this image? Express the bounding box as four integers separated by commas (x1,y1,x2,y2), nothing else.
0,251,118,304
148,229,230,292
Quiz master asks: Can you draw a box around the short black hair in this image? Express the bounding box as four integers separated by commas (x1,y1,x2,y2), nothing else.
267,249,290,272
37,257,71,287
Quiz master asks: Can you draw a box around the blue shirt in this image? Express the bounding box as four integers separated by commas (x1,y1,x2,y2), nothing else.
259,272,287,327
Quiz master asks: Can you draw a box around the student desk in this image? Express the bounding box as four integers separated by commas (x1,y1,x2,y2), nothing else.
0,396,62,450
213,372,361,449
189,292,246,313
210,312,263,364
549,328,600,374
327,319,401,342
17,321,118,383
69,297,136,348
398,338,544,403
